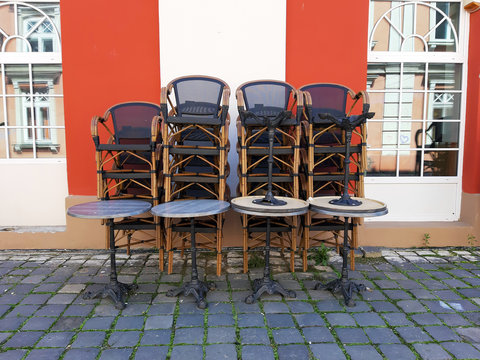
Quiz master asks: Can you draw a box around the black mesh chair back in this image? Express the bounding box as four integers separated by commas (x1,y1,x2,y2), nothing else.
109,102,162,144
300,84,350,121
170,76,226,119
240,80,294,118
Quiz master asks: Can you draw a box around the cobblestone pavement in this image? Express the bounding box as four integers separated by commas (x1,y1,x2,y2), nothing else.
0,248,480,359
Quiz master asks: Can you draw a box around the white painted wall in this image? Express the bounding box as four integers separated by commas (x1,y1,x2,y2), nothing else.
0,160,68,226
159,0,286,193
365,181,459,222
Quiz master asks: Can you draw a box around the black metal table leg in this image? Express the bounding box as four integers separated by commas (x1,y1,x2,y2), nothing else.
166,217,214,309
245,217,296,304
83,219,138,310
315,216,366,306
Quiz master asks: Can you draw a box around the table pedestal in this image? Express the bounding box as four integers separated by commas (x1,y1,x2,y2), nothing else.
82,218,138,309
309,196,387,307
245,217,296,304
166,218,214,309
314,216,366,307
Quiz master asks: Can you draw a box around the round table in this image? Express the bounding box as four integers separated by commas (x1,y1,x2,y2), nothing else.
231,196,309,304
67,200,151,309
308,196,387,306
151,199,230,309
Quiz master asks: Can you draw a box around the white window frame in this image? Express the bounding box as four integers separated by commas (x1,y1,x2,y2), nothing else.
366,0,469,221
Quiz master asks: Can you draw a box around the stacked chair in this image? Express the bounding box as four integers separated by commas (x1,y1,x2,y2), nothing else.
299,83,368,272
236,80,303,272
91,102,163,265
161,75,230,275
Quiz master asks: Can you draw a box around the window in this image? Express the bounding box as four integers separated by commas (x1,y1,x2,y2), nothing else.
0,1,64,159
366,1,467,221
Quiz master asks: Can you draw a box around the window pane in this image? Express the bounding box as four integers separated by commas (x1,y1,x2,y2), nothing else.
399,150,421,176
9,128,34,158
424,121,459,148
367,150,397,176
0,126,5,158
427,92,461,120
424,151,458,176
402,63,425,90
37,128,64,158
5,65,30,95
401,92,425,120
6,97,31,127
32,64,63,95
428,64,462,90
368,63,401,90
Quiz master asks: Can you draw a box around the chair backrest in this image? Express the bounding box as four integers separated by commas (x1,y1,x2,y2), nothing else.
300,83,352,120
169,76,227,118
239,80,295,117
109,102,161,144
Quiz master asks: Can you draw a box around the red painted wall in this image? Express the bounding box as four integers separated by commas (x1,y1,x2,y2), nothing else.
463,11,480,194
60,0,161,196
286,0,369,93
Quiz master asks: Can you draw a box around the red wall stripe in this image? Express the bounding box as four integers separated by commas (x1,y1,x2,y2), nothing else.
60,0,161,196
463,12,480,194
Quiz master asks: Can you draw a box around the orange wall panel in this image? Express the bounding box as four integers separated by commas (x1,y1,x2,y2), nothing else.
463,12,480,194
286,0,370,93
60,0,161,195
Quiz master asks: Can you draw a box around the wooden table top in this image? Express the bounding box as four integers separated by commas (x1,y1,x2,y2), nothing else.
308,196,388,218
231,196,309,217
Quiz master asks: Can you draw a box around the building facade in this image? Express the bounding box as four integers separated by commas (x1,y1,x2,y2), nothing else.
0,0,479,249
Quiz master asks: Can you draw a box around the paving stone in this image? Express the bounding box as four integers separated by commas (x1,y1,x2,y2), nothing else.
4,331,44,348
303,326,336,343
442,341,480,359
396,280,424,289
413,343,452,360
287,301,314,313
176,314,204,327
134,346,168,360
238,313,265,327
360,290,386,301
265,313,295,328
205,344,237,360
71,331,106,347
108,331,141,347
456,327,480,342
115,315,144,330
396,300,427,313
263,301,290,313
6,304,40,317
208,313,235,326
437,313,470,326
36,331,74,348
0,316,26,331
370,301,399,312
177,302,206,314
424,325,461,341
396,326,432,343
241,345,275,360
21,316,56,330
98,348,133,360
170,345,203,359
145,315,173,329
208,302,233,314
410,288,436,299
63,304,93,317
50,316,85,331
316,300,344,312
0,332,11,344
365,327,400,344
147,303,176,315
20,293,51,305
411,313,442,325
207,326,236,343
239,327,270,344
140,329,171,345
277,344,310,360
295,313,325,327
206,291,230,302
93,304,120,316
447,299,479,312
335,328,369,344
272,328,304,344
174,327,204,344
379,344,416,360
325,313,356,326
309,343,346,359
34,304,66,317
383,290,412,300
345,345,383,360
83,316,115,330
234,301,261,314
352,312,385,326
25,348,64,360
0,350,28,360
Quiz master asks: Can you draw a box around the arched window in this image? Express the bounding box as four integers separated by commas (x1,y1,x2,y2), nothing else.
0,1,64,159
366,1,467,221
